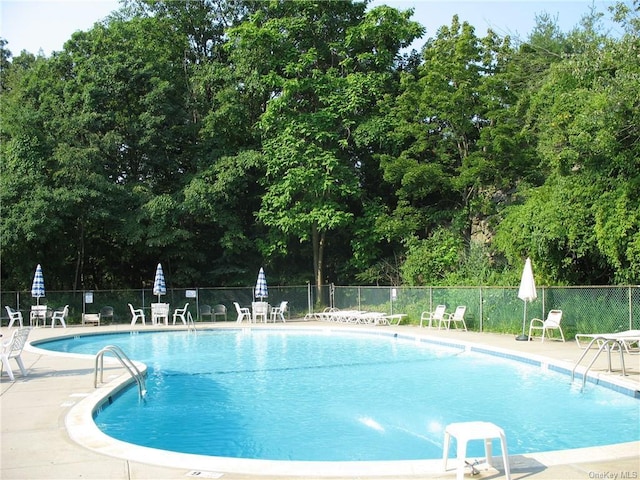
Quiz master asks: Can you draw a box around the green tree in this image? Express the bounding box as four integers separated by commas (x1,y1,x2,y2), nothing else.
495,8,640,284
227,1,423,291
379,16,518,284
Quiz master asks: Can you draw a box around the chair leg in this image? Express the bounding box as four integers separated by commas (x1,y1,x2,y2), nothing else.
1,358,15,381
15,356,27,377
499,432,512,480
483,438,493,466
442,431,451,471
455,438,468,480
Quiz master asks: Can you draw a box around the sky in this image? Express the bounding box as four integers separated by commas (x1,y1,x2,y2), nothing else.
0,0,622,57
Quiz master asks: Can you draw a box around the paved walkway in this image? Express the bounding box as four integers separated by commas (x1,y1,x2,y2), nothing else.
1,321,638,480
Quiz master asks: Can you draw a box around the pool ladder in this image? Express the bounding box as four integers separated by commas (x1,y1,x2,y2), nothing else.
186,311,197,333
571,336,628,389
94,345,147,399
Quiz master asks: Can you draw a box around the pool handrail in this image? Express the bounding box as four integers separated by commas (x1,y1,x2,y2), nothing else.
94,345,147,398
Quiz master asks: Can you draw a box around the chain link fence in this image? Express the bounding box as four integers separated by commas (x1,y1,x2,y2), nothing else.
2,285,638,338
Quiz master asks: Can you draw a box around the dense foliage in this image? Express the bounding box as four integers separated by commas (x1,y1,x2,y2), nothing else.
1,0,638,291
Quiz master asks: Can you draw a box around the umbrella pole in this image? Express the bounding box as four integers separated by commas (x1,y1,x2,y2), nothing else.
516,302,529,341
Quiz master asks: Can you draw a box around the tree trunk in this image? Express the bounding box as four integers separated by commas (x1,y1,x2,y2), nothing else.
312,222,326,303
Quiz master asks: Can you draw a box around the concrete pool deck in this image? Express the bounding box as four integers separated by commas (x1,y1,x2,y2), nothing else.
1,321,638,480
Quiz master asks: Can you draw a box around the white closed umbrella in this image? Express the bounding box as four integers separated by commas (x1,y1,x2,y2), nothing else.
516,257,537,341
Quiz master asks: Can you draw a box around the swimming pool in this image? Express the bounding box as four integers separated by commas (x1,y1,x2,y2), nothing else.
37,328,639,464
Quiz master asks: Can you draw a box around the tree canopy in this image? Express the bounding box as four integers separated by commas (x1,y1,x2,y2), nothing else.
1,0,638,291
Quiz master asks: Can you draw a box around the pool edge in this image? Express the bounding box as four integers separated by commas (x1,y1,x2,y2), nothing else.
50,324,640,477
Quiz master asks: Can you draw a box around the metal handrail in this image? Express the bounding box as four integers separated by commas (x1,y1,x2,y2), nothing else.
186,311,196,333
571,336,627,389
94,345,147,398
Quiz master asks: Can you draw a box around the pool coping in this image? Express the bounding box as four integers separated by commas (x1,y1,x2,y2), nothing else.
25,323,640,478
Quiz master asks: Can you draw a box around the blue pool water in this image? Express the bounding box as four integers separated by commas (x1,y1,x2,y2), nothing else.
38,329,639,461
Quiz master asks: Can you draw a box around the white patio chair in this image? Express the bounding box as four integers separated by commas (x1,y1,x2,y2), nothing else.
1,327,31,381
82,313,100,326
129,303,146,326
439,306,467,331
151,303,170,326
30,305,48,327
420,305,447,328
51,305,68,328
5,306,23,328
252,301,269,323
172,303,189,325
270,301,288,323
234,302,251,323
529,309,565,342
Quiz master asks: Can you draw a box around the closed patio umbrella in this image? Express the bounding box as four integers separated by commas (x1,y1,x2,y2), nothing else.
516,257,537,341
153,263,167,303
31,264,45,305
255,267,268,300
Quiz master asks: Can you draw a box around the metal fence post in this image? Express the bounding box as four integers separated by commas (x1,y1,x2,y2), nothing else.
479,286,483,332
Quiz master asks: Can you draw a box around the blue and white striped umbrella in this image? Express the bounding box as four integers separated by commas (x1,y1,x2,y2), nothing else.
31,264,45,305
255,267,268,300
153,263,166,302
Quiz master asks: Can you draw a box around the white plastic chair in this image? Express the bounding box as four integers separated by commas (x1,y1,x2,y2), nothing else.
4,306,23,328
82,313,100,326
529,309,565,342
172,303,189,325
420,305,446,328
439,306,467,331
234,302,250,323
151,303,170,325
129,303,146,326
51,305,68,328
270,301,288,323
1,327,31,381
252,301,269,323
30,305,48,327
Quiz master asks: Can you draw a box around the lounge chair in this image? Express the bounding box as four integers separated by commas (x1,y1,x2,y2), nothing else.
82,313,100,326
575,330,640,354
529,309,564,342
420,305,446,328
129,303,146,326
4,306,23,328
234,302,251,323
314,307,338,321
439,306,467,331
331,310,364,322
1,327,31,381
